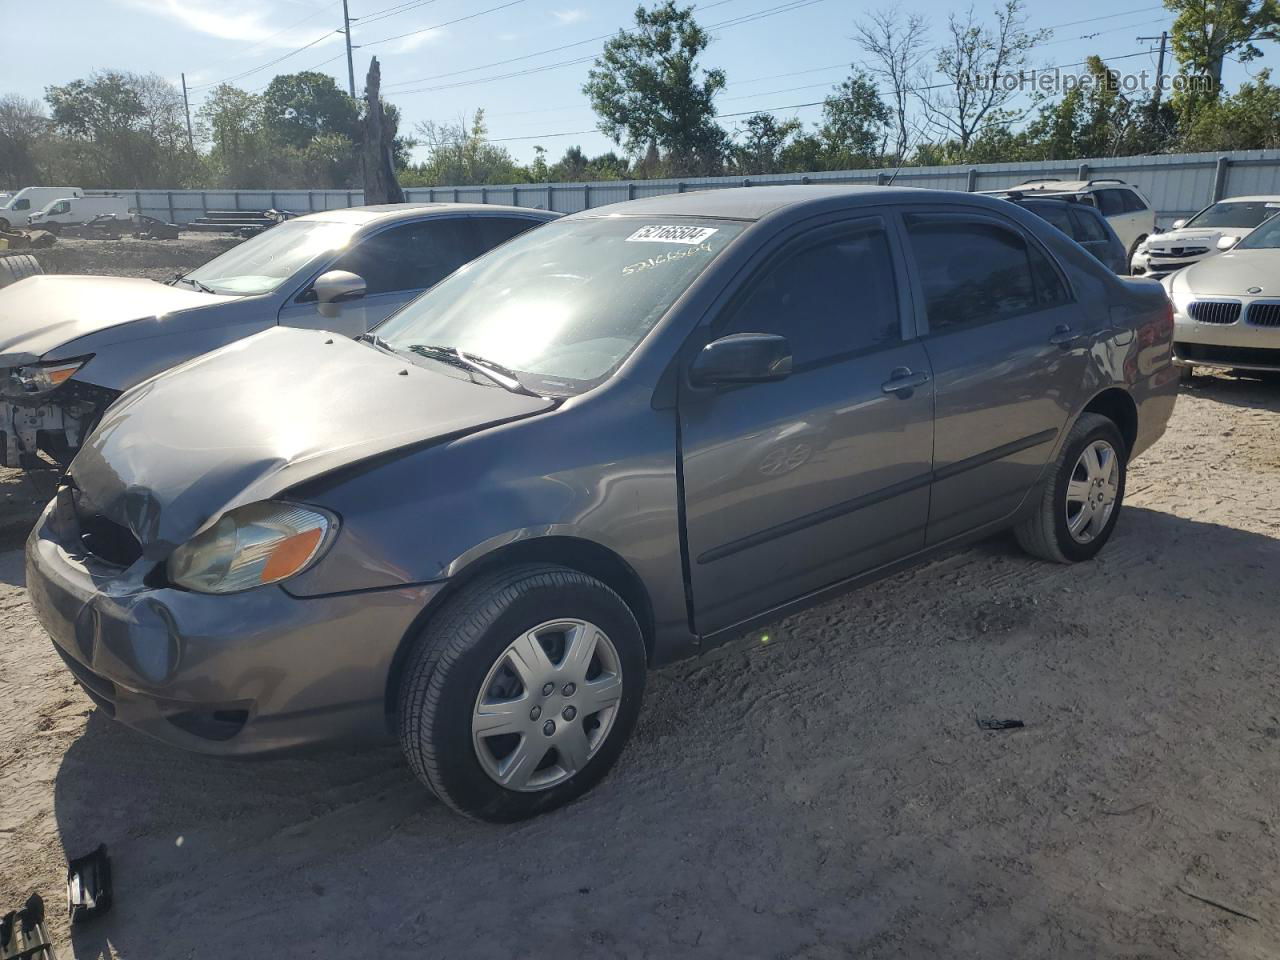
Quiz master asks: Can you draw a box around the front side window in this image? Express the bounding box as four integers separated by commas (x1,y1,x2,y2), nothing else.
719,225,900,367
474,216,543,249
333,219,476,295
1235,213,1280,249
13,199,29,210
907,218,1050,331
377,216,744,392
50,201,70,215
184,218,360,296
1186,200,1280,230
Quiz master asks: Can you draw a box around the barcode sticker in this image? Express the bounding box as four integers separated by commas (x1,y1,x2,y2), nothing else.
625,225,719,244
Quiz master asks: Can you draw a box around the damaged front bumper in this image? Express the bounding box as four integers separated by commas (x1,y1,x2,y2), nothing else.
0,379,118,469
25,497,447,754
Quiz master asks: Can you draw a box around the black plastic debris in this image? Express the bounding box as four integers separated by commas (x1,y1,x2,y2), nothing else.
0,893,57,960
66,844,112,924
976,716,1025,731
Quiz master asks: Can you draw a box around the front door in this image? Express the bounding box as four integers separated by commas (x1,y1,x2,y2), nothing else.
679,216,934,636
901,211,1091,544
279,217,481,337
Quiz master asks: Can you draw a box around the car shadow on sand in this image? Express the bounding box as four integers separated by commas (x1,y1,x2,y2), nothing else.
1182,369,1280,411
52,505,1280,959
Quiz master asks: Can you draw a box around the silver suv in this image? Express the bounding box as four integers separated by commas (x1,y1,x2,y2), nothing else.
984,178,1156,265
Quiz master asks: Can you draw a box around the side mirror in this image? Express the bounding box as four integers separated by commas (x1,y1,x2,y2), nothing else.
690,333,793,387
1171,219,1186,230
313,270,366,304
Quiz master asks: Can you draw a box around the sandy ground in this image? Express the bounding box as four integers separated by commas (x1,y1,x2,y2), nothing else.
2,239,1279,956
0,371,1276,959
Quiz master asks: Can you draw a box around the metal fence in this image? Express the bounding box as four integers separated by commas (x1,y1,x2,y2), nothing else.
87,148,1280,228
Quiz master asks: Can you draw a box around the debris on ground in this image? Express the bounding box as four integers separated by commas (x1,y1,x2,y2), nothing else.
65,846,111,925
976,716,1026,730
0,894,56,960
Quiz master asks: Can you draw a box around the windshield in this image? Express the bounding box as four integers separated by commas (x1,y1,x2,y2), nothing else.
1234,213,1280,250
375,216,744,392
183,218,360,295
1185,200,1280,230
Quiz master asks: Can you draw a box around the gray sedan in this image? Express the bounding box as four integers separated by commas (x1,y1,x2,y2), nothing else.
27,186,1177,821
0,202,556,468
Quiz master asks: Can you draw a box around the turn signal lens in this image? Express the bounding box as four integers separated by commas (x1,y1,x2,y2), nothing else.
167,501,336,594
2,359,87,397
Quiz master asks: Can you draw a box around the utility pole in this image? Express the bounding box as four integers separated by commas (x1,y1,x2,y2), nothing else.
1138,31,1169,108
341,0,357,98
180,72,195,151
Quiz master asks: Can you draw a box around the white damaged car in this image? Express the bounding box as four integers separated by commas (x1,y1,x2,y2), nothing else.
1133,196,1280,279
0,203,554,468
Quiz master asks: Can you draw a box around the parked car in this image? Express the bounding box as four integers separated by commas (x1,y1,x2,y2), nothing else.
1163,210,1280,379
0,202,557,468
60,213,130,240
28,195,131,232
1001,194,1128,274
26,186,1177,822
1132,196,1280,278
132,214,181,240
0,187,83,231
983,178,1155,264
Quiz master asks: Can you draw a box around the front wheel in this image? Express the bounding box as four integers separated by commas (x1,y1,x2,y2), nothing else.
1015,413,1127,563
397,564,646,822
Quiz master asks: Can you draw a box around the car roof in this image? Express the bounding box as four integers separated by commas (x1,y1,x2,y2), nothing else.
567,184,1019,223
1209,195,1280,203
297,202,559,225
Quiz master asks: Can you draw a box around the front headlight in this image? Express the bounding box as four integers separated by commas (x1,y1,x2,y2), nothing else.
2,359,87,397
167,501,337,594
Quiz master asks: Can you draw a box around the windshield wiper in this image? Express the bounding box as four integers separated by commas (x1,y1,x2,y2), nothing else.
356,332,396,354
171,273,217,295
407,344,542,397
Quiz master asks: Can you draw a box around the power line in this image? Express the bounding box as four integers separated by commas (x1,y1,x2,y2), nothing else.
191,29,339,89
355,0,528,48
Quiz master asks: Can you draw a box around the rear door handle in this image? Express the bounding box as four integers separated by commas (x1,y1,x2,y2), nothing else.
1049,324,1082,347
881,367,930,396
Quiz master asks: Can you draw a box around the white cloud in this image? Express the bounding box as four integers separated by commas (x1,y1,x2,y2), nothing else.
551,8,588,24
116,0,335,49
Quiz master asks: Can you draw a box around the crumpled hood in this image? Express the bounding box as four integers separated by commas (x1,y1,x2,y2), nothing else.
69,327,555,556
1175,249,1279,296
0,274,237,365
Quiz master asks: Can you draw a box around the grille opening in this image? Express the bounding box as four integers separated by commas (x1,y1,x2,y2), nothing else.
77,513,143,567
1187,300,1242,325
1246,302,1280,327
165,709,249,742
1177,342,1280,368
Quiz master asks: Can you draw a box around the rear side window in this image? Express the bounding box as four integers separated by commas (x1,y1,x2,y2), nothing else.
1095,190,1127,217
1120,190,1148,213
473,216,542,250
1069,208,1108,243
721,224,900,366
1027,203,1073,235
334,218,477,295
906,217,1065,331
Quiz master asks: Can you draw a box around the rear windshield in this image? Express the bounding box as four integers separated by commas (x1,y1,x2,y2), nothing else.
1186,200,1280,229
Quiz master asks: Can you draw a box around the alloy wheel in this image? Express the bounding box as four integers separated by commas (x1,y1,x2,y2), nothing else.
1065,439,1120,544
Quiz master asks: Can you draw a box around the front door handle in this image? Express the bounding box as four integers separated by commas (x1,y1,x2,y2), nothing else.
1049,324,1082,347
881,367,930,396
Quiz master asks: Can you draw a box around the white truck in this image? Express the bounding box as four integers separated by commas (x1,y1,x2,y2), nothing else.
0,187,84,231
27,195,131,232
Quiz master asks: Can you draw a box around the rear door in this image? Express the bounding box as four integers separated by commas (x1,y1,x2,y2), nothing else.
278,217,481,337
679,215,934,634
901,211,1091,544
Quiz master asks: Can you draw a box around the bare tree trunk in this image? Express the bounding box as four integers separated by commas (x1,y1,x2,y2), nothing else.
362,57,404,204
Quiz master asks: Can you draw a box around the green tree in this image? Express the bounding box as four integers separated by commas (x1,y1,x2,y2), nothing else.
405,109,526,185
730,113,803,174
0,95,47,185
197,84,275,187
584,1,728,175
1182,68,1280,148
818,70,892,167
262,71,360,149
1167,0,1279,96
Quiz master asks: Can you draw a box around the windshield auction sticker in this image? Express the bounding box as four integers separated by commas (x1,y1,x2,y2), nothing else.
625,225,719,244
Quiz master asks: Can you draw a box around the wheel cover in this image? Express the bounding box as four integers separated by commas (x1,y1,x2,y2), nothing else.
1065,439,1120,544
471,618,624,793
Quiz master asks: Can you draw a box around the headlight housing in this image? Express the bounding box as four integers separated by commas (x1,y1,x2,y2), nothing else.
167,501,337,594
2,359,86,397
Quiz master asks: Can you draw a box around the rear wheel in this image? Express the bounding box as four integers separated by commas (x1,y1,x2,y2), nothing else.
0,253,42,289
397,564,646,822
1015,413,1127,563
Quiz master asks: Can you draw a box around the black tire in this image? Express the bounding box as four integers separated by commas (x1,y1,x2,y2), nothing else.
1015,413,1128,564
397,563,646,822
1178,364,1197,384
0,218,9,232
0,254,42,289
1126,236,1147,274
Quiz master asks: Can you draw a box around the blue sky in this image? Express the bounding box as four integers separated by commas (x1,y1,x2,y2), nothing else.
0,0,1265,165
